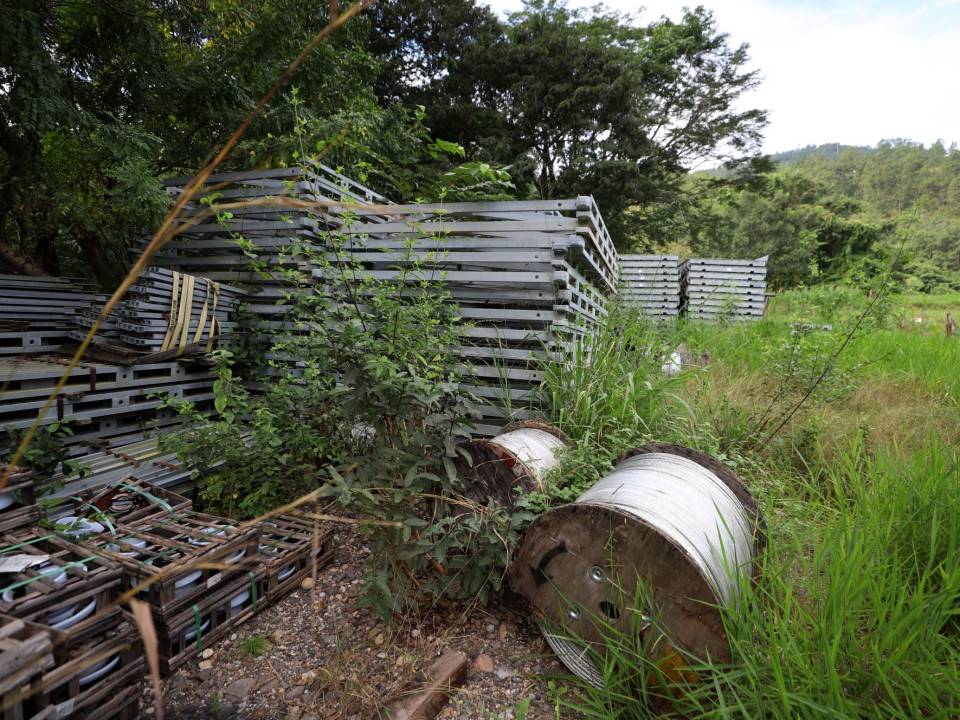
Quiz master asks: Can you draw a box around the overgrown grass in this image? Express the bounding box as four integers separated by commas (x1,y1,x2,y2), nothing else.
236,634,270,658
683,307,960,403
538,306,689,501
566,439,960,719
539,285,960,718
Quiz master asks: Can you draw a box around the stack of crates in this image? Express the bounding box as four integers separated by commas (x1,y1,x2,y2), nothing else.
59,482,333,675
0,473,144,719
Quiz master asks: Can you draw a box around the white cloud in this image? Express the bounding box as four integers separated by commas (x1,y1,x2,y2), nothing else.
482,0,960,153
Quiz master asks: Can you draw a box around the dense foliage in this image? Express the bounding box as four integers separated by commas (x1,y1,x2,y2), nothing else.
372,0,766,245
641,141,960,290
4,2,956,292
158,143,527,619
2,0,765,284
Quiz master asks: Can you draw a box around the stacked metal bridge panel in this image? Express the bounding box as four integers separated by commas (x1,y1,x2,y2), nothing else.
110,267,242,352
0,275,105,356
44,437,201,501
0,355,214,451
681,256,769,321
318,200,618,433
617,255,681,319
148,167,619,435
66,267,243,354
139,166,378,336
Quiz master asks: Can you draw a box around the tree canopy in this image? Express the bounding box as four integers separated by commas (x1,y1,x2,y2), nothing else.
16,0,950,293
648,141,960,290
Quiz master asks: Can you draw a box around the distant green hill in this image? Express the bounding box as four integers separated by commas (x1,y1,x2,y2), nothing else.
658,140,960,291
769,143,874,164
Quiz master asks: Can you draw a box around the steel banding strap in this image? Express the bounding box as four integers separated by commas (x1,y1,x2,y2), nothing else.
206,281,221,352
191,279,212,345
0,534,56,552
176,274,196,354
160,271,182,351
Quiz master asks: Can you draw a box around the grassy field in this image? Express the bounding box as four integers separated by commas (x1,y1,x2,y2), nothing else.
539,284,960,719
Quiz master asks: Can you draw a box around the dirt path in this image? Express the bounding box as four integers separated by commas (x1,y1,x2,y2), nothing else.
144,528,564,719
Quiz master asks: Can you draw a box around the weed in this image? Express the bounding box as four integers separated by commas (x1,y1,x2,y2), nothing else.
513,697,531,720
236,634,270,658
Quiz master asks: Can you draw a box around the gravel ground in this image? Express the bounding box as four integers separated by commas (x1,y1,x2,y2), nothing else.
145,527,565,720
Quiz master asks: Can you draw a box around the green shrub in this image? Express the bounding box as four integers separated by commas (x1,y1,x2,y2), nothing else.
161,154,527,620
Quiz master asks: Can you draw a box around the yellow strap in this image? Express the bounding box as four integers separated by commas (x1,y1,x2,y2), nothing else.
192,279,211,344
176,274,195,354
205,282,221,352
160,271,181,351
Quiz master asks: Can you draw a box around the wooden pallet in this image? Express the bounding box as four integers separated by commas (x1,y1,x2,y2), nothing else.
72,511,259,620
0,532,121,636
156,571,269,675
74,477,191,526
256,517,334,603
27,623,144,720
0,470,39,536
0,616,54,720
99,688,140,720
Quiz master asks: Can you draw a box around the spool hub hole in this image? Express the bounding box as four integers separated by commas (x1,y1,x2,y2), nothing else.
599,600,620,620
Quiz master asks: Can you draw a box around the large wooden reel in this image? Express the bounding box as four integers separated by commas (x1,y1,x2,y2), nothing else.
509,443,765,686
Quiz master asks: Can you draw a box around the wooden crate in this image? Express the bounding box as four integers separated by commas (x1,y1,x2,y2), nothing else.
0,470,40,535
74,511,259,620
27,623,144,720
156,571,270,676
256,516,335,604
96,687,140,720
0,532,122,644
73,476,191,525
0,616,54,720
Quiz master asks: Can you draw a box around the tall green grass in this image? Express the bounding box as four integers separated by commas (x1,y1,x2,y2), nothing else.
538,307,689,500
542,306,684,446
538,288,960,717
565,438,960,719
683,318,959,403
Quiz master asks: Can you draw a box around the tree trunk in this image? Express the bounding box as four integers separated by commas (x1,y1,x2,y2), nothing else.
76,232,122,290
34,233,61,276
0,240,47,276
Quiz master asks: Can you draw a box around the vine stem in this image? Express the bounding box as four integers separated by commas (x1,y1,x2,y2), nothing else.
761,236,906,446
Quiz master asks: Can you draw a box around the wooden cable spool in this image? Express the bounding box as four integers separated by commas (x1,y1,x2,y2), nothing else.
455,421,570,505
509,443,765,687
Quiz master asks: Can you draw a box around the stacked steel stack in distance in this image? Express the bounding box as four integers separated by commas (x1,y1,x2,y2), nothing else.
617,255,681,319
681,256,768,321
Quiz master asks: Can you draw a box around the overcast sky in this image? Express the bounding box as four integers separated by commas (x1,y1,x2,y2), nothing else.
481,0,960,154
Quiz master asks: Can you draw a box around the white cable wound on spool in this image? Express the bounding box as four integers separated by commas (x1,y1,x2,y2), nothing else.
493,428,566,483
577,452,754,604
